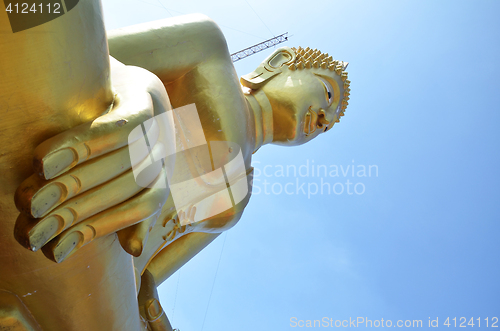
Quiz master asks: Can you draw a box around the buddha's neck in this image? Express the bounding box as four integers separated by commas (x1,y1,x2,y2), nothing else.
243,87,273,153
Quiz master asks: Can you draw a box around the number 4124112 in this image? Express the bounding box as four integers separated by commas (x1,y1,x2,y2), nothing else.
443,317,498,327
5,3,62,14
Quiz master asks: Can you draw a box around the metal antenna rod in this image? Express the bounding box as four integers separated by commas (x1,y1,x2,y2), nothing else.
231,32,288,62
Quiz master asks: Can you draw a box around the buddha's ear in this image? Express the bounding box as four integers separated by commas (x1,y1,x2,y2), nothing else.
240,47,296,89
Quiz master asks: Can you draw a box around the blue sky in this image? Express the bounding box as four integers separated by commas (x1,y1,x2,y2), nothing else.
102,0,500,330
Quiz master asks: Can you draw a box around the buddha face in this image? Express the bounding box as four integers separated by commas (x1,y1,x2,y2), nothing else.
262,68,344,146
241,47,350,146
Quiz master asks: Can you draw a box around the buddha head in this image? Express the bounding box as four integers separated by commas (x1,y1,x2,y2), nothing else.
241,46,350,146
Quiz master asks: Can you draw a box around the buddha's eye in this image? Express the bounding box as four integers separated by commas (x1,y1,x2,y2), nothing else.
319,77,334,106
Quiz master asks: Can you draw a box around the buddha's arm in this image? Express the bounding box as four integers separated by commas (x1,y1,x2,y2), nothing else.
108,14,229,84
147,232,221,285
108,12,257,164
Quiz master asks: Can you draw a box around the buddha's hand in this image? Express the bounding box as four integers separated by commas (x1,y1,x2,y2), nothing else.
14,57,172,263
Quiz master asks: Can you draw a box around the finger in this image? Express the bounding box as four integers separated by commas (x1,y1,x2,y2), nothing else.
15,122,160,218
137,269,174,331
41,168,169,263
35,90,156,180
145,299,173,331
15,143,165,252
117,212,159,257
188,206,196,224
176,205,197,227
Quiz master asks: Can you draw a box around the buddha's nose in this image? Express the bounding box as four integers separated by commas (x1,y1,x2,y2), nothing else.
317,108,330,130
304,107,331,136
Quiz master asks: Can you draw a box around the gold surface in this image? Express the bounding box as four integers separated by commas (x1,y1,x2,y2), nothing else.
0,1,140,330
1,4,349,330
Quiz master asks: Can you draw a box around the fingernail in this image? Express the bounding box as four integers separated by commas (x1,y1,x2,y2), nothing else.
53,231,83,263
43,148,78,179
127,239,144,257
31,183,67,218
147,299,162,320
28,215,63,251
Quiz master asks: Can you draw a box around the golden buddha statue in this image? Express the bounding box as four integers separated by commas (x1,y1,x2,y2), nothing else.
0,2,350,330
